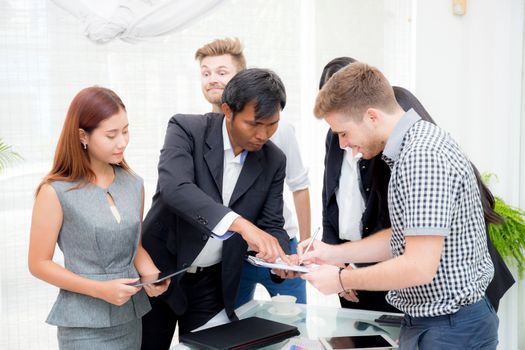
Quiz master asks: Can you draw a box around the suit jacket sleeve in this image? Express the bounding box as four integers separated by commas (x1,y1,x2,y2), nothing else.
157,116,231,233
322,130,340,244
254,152,291,254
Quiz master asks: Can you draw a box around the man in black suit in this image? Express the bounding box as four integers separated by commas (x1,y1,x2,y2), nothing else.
141,68,292,349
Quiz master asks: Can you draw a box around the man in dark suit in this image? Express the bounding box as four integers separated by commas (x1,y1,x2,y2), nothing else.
141,68,292,349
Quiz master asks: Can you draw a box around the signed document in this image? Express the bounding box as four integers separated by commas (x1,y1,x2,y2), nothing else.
246,256,310,273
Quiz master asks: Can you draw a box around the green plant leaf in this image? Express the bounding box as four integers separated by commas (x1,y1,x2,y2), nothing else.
0,138,22,173
488,197,525,279
481,172,498,187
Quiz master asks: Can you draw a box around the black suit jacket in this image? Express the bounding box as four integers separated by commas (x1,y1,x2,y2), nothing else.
142,113,290,318
322,131,398,312
322,133,391,245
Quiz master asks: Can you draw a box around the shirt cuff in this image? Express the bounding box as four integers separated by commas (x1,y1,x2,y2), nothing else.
211,211,240,240
286,168,310,192
404,227,450,236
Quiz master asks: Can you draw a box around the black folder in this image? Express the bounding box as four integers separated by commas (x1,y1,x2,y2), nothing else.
179,316,300,350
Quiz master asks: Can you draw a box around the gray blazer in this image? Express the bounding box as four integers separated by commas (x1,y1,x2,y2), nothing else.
142,113,290,318
46,166,150,328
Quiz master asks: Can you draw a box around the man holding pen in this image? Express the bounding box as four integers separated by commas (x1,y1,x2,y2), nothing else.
299,63,498,349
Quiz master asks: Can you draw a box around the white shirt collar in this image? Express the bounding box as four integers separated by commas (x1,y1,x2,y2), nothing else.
222,118,248,165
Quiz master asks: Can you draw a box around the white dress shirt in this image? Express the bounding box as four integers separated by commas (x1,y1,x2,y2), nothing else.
335,149,365,241
269,120,310,239
191,119,245,267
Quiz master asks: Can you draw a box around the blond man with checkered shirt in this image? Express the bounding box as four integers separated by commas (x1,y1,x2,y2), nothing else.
299,62,498,349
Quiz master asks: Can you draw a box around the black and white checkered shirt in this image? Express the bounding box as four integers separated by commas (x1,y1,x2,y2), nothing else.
382,109,494,317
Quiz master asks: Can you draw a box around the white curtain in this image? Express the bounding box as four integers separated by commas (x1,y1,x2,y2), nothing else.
51,0,225,44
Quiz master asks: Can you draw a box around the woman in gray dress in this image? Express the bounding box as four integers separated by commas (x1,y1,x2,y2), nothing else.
28,87,169,349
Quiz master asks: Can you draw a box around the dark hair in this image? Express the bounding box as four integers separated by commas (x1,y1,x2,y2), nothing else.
393,86,436,124
222,68,286,120
319,56,358,89
319,57,503,226
473,165,503,224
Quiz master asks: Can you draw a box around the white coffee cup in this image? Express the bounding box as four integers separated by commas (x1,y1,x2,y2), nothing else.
271,295,297,314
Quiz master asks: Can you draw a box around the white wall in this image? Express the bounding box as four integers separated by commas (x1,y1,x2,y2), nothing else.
302,0,412,232
414,1,525,349
414,0,524,206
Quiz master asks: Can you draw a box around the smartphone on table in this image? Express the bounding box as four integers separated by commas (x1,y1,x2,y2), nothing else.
319,334,398,350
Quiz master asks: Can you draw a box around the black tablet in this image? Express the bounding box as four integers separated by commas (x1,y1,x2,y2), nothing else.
127,268,188,287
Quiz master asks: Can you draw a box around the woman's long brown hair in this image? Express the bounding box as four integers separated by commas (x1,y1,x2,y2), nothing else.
36,87,130,194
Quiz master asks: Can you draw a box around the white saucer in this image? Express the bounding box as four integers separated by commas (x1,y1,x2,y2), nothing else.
268,306,302,317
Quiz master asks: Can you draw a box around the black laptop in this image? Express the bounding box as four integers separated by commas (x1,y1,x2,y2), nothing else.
179,316,300,350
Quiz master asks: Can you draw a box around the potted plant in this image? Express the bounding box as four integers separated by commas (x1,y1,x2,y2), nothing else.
0,138,21,174
484,174,525,279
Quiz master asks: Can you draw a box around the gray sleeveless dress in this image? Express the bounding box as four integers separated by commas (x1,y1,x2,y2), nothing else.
46,166,151,350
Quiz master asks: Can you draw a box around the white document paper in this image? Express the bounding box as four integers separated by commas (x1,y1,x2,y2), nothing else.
191,309,230,332
246,256,310,273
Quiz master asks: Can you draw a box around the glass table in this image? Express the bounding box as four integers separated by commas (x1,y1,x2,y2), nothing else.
174,300,402,349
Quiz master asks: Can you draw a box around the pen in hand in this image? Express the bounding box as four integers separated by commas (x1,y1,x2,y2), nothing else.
299,226,320,265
